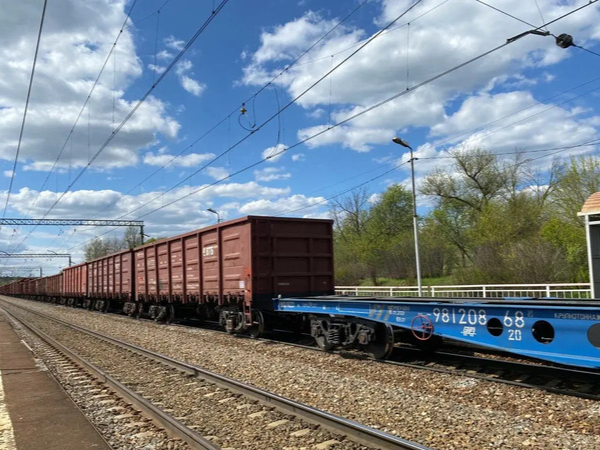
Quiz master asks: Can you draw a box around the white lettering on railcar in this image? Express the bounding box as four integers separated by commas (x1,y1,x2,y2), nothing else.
202,245,217,256
432,307,487,326
461,326,476,337
554,312,600,321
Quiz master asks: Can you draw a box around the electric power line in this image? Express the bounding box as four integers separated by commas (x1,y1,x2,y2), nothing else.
64,0,600,250
14,0,229,251
21,0,140,220
3,0,48,218
82,0,374,222
81,0,428,223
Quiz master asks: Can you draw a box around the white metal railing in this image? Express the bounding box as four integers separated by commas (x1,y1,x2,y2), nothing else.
334,283,592,299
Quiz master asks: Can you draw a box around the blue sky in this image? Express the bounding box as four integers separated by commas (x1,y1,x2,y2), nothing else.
1,0,600,273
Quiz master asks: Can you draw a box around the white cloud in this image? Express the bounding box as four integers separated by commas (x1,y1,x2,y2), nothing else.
205,166,230,180
143,151,215,168
175,60,193,76
148,63,165,73
180,75,206,96
2,182,291,233
308,108,325,119
241,2,600,152
291,153,305,162
429,91,599,157
262,143,287,162
157,50,173,60
254,167,291,182
368,193,381,204
239,194,325,216
3,170,14,178
0,1,181,171
173,60,205,96
164,35,185,50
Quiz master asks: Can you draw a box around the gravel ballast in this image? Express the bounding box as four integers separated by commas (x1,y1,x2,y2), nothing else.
3,297,600,449
4,310,191,450
5,304,372,450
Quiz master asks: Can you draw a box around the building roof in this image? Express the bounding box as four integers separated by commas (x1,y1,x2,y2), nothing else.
579,192,600,216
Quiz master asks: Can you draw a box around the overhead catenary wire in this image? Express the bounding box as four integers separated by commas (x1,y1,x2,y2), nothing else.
40,0,229,216
14,0,229,252
80,0,374,222
274,138,600,218
3,0,48,219
81,0,426,224
21,0,140,220
121,1,600,217
63,0,600,250
476,0,600,58
276,161,412,217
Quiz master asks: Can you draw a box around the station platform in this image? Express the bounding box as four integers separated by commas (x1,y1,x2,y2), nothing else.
0,313,111,450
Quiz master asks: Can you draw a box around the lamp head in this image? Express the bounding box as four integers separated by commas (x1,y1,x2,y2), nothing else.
392,137,412,149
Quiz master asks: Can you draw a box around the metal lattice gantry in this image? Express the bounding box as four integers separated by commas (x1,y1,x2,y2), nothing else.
0,218,146,244
0,252,72,267
0,266,43,277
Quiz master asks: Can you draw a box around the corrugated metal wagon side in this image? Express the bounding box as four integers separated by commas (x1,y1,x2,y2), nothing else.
87,250,134,312
62,263,87,306
47,273,62,302
128,216,334,333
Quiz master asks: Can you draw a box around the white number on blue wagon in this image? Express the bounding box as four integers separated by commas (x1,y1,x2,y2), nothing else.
432,308,487,326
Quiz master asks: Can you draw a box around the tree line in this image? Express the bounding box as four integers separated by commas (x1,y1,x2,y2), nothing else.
83,227,165,261
332,149,600,286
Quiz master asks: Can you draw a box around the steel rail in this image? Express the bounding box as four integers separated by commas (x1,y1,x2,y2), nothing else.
2,301,429,450
6,296,600,401
258,333,600,400
0,306,220,450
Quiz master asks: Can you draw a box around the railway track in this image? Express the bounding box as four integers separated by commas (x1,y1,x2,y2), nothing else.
261,331,600,401
9,296,600,400
0,300,428,450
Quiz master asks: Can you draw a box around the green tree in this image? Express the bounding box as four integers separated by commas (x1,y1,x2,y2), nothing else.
123,225,143,249
551,156,600,226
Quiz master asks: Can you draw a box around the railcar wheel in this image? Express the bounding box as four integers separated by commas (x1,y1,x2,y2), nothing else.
248,311,265,339
315,334,334,351
165,304,176,324
363,324,395,359
135,303,144,319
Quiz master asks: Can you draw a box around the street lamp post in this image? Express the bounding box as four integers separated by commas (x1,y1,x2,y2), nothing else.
207,208,222,224
392,137,422,296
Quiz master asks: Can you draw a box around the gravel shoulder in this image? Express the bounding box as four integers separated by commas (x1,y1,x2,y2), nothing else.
4,297,600,450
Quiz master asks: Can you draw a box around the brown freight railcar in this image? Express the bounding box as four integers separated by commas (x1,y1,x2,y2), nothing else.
87,249,134,311
62,263,88,306
34,277,45,298
46,273,63,301
23,278,37,297
128,216,334,332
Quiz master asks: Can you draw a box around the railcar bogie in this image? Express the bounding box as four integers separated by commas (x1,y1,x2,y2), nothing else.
307,315,395,358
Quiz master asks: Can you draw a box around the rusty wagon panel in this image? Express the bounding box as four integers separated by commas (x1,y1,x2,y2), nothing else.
88,250,134,299
62,263,87,297
133,216,334,305
46,273,62,296
34,277,45,296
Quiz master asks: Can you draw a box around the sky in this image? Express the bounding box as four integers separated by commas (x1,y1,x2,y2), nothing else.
0,0,599,274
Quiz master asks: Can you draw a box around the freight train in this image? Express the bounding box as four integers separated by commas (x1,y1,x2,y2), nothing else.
1,215,600,369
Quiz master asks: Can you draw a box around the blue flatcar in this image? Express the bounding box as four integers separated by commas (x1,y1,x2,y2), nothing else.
273,296,600,368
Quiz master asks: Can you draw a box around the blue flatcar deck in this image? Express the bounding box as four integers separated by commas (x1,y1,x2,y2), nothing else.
273,296,600,368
